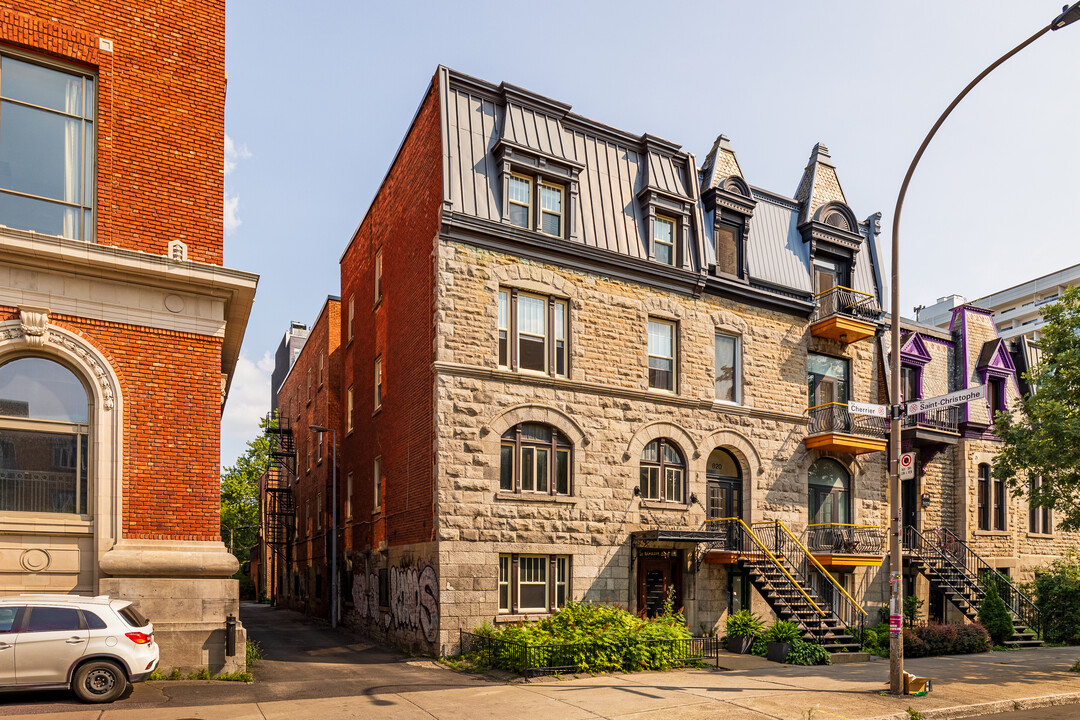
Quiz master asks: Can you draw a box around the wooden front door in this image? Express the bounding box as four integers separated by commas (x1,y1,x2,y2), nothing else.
636,551,682,618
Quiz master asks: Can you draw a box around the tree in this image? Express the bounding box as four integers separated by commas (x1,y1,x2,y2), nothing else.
978,580,1014,647
220,414,274,566
993,285,1080,531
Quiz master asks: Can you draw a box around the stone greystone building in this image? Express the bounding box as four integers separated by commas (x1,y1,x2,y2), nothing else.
327,67,895,654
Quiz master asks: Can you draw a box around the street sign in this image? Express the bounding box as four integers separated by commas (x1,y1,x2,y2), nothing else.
899,451,916,480
849,401,887,418
907,384,986,415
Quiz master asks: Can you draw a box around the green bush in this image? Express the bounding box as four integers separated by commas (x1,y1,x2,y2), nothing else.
978,582,1014,646
1032,550,1080,645
465,601,695,674
766,620,803,644
784,639,831,666
750,638,768,657
851,622,890,657
725,609,766,639
903,623,990,658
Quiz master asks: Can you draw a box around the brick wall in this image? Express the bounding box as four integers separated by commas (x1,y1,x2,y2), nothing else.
0,1,225,264
339,80,442,554
0,306,222,540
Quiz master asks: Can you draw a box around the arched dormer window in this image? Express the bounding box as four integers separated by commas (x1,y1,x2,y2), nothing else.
500,423,571,495
0,357,91,516
640,438,685,503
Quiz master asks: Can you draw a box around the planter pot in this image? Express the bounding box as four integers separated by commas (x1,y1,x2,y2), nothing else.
767,641,792,663
727,635,754,654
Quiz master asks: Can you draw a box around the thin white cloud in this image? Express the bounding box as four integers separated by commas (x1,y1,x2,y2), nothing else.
220,350,275,469
224,134,251,176
224,193,242,235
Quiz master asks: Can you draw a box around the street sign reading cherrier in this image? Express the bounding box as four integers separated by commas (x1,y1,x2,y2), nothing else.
849,401,887,417
907,384,986,415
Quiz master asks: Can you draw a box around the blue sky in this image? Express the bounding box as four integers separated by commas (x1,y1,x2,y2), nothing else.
219,0,1080,467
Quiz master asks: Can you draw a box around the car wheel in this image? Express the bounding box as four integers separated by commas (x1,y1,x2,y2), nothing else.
72,660,128,703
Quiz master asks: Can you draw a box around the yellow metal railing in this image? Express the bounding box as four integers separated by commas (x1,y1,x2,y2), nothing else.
704,516,826,617
758,520,868,617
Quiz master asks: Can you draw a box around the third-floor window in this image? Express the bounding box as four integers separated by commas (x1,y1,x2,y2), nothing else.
498,288,567,376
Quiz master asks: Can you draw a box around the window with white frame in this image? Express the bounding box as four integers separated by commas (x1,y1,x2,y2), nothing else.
497,288,568,376
648,318,676,391
497,554,570,614
508,173,531,229
346,386,354,433
0,52,96,241
373,456,382,512
374,355,382,411
374,250,383,304
653,215,676,265
715,333,740,403
500,423,571,495
640,438,685,503
540,181,563,236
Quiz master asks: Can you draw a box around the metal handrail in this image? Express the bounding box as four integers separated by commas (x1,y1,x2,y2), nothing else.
900,406,960,433
807,402,889,438
704,517,825,616
811,285,882,323
930,527,1041,636
753,520,867,635
903,525,982,605
804,523,886,555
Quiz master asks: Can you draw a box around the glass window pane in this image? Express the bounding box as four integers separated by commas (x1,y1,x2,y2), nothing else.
1,57,84,115
715,223,739,275
556,450,569,494
0,101,82,202
666,468,683,503
534,448,549,492
509,203,529,228
808,458,850,489
0,358,88,422
521,447,535,491
641,440,659,463
653,217,674,244
519,336,545,372
520,424,551,443
508,176,530,204
648,358,672,391
541,211,560,236
518,296,546,336
0,191,80,239
648,321,673,358
498,291,509,330
26,606,81,632
519,584,546,610
541,184,561,213
663,443,682,466
554,301,566,341
715,335,737,402
654,242,672,265
500,445,514,491
0,606,19,632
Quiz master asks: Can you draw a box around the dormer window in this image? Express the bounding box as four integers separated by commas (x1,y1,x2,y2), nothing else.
715,219,743,277
540,182,563,236
508,174,532,229
653,216,676,266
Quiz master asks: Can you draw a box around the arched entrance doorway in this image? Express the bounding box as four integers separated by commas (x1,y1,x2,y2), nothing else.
705,448,741,520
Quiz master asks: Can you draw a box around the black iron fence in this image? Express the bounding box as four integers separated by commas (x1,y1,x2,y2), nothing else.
900,406,960,433
812,286,881,323
804,524,886,556
459,631,721,676
807,403,889,438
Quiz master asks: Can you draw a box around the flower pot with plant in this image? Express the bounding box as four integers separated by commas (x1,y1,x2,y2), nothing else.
765,620,802,663
725,609,765,654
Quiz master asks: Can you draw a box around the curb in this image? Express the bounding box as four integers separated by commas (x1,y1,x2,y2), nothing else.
866,691,1080,720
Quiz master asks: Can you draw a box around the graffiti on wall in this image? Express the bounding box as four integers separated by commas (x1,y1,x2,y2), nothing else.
351,556,439,643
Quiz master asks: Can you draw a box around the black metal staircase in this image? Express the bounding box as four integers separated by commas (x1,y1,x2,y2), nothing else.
705,518,867,652
263,413,296,558
903,526,1041,646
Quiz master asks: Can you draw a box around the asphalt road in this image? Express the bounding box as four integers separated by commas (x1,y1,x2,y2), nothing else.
974,708,1080,720
0,601,480,715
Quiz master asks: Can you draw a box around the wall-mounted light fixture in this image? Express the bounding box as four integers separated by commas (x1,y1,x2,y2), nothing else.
633,486,641,497
921,492,932,510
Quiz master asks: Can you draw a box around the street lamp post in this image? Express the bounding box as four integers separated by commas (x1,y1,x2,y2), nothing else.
887,1,1080,694
310,424,339,628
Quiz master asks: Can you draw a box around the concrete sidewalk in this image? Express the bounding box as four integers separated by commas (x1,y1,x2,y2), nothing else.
1,605,1078,719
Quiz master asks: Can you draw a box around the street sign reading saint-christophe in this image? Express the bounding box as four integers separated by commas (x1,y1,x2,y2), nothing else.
906,385,987,415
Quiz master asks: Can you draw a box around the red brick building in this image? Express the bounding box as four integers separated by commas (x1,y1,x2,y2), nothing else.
0,1,257,672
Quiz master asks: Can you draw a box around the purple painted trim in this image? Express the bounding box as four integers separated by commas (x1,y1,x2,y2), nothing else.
961,304,995,317
960,308,970,424
900,333,932,366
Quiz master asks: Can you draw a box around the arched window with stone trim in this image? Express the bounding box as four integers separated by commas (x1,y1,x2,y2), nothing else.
500,423,571,495
0,357,91,516
640,438,685,503
808,458,850,525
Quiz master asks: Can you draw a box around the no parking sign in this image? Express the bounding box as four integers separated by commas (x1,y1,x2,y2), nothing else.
899,452,915,480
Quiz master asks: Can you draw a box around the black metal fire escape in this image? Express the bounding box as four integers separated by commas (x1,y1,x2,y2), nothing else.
263,413,296,565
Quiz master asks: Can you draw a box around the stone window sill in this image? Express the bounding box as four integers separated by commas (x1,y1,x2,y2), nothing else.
639,500,687,511
495,613,551,624
972,530,1010,537
1025,532,1054,539
494,491,577,505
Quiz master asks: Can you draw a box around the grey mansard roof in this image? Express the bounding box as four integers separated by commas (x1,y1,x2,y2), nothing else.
437,66,885,310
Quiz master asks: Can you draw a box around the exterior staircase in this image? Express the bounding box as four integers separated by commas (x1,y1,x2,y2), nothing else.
263,413,297,559
710,519,868,653
904,526,1042,647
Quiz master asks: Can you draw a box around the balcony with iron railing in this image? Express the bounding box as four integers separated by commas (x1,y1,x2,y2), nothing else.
803,523,886,566
804,402,888,454
901,405,960,446
810,286,882,343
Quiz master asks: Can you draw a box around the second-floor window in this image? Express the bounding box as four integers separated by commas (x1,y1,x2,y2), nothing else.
500,423,571,495
0,53,96,241
648,319,676,392
373,456,382,512
808,353,848,406
715,334,740,403
498,288,568,376
640,438,685,503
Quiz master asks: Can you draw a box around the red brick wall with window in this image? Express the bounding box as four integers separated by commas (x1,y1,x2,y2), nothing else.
339,79,441,553
0,1,225,264
0,307,222,540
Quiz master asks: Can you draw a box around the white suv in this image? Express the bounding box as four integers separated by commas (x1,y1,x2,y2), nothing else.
0,595,159,703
